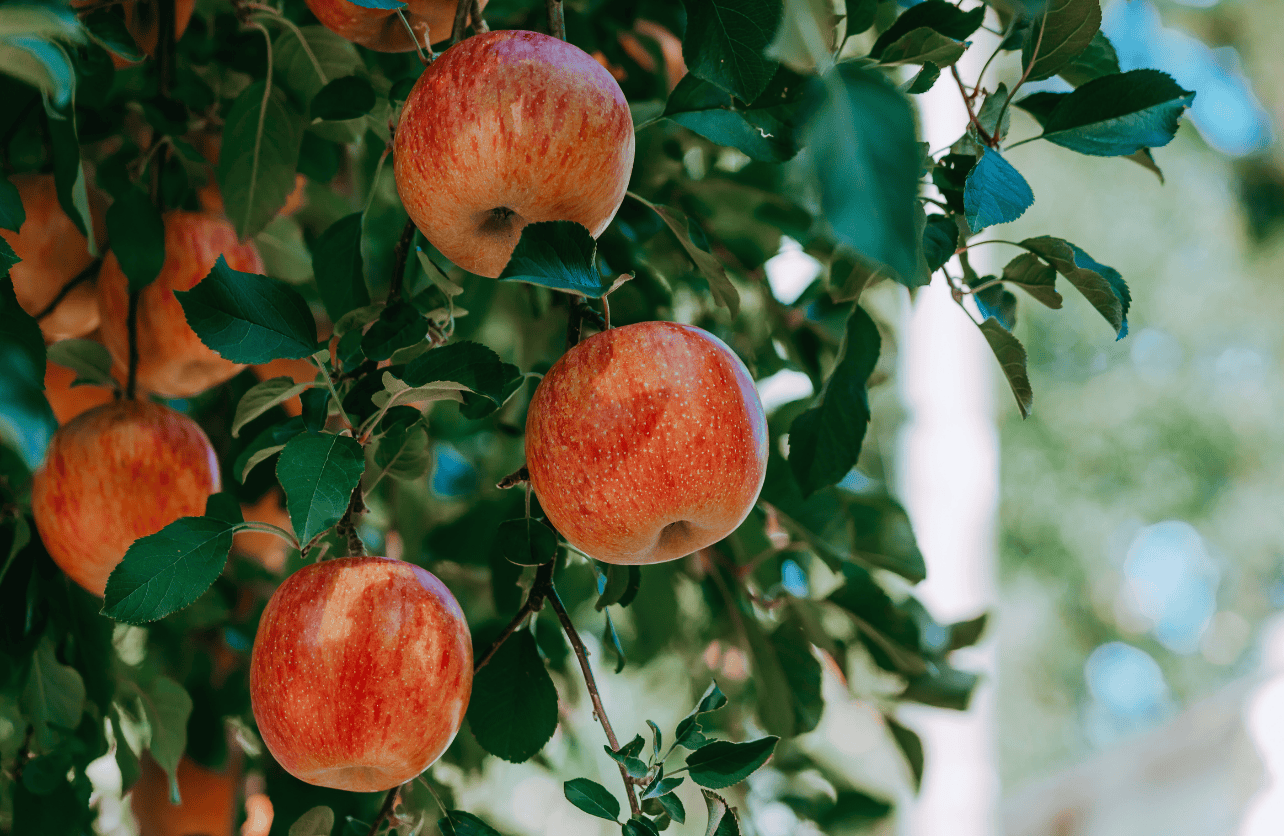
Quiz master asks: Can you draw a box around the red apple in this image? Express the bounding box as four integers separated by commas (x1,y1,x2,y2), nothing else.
525,321,768,565
2,173,107,342
97,210,265,398
130,754,238,836
394,30,635,278
31,399,220,596
43,357,116,425
305,0,485,52
249,556,472,792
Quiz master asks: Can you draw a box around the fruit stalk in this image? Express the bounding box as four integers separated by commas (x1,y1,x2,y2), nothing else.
545,0,564,41
365,786,400,836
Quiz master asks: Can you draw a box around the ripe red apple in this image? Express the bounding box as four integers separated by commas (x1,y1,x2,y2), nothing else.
2,173,107,342
305,0,485,52
97,211,265,398
31,399,220,596
394,30,635,278
249,556,472,792
525,321,768,565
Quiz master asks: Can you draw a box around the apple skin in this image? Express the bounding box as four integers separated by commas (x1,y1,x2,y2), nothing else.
31,399,221,596
305,0,485,52
130,754,237,836
249,556,473,793
2,174,107,342
43,359,116,425
525,321,769,565
394,30,635,278
97,211,265,398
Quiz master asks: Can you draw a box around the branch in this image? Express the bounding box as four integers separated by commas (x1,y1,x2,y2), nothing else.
546,0,565,40
335,486,367,557
473,561,553,672
365,786,400,836
951,65,992,147
547,587,641,818
495,466,529,490
33,258,100,321
124,290,141,400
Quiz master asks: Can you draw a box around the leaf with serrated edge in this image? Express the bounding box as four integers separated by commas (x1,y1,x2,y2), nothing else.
1022,0,1102,82
176,256,319,362
702,790,742,836
564,778,620,822
1000,252,1063,308
1019,235,1128,337
683,0,782,102
963,148,1035,232
1035,69,1195,157
437,811,505,836
103,517,236,624
217,82,305,240
466,630,558,762
978,318,1033,418
276,433,365,545
233,377,316,437
685,737,779,789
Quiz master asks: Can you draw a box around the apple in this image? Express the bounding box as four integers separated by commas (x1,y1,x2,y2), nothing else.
97,210,265,398
31,399,220,596
249,556,472,792
394,30,636,278
304,0,485,52
525,321,768,565
130,754,237,836
2,174,107,342
44,358,116,425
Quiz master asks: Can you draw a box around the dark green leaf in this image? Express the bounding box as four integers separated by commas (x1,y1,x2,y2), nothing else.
604,743,649,779
311,76,376,121
106,188,165,293
82,9,145,62
682,0,782,102
276,432,365,544
999,252,1062,308
467,630,558,762
634,197,739,316
815,790,893,828
685,737,779,789
971,281,1017,331
232,376,316,437
975,83,1012,145
205,492,244,525
313,213,370,322
141,676,193,801
498,221,611,297
647,721,662,759
595,564,641,610
702,791,741,836
663,69,805,163
948,612,989,650
1019,236,1128,336
217,81,306,240
878,29,966,68
828,562,925,674
0,172,23,232
978,318,1033,418
373,420,432,481
901,665,980,710
1024,70,1195,157
495,518,557,566
696,681,728,715
921,214,958,276
235,417,305,483
1058,30,1119,86
21,637,86,749
870,0,984,59
643,775,684,799
804,65,922,286
102,517,237,624
768,611,823,734
788,306,880,496
963,147,1034,232
48,105,94,243
563,778,620,822
886,718,924,790
657,792,686,824
362,302,428,362
45,339,116,389
1021,0,1102,82
403,341,515,404
603,609,626,673
622,818,661,836
902,61,941,94
176,256,320,362
437,811,505,836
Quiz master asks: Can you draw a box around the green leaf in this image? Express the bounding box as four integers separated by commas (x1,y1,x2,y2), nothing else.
102,517,237,624
344,0,405,10
498,221,611,298
1021,0,1102,82
437,811,505,836
402,341,513,403
974,83,1012,145
999,252,1063,308
902,61,941,94
827,562,925,674
140,676,193,804
1058,30,1119,87
869,0,984,59
695,681,728,714
682,0,782,102
276,432,365,544
603,609,626,673
663,69,805,163
978,318,1033,418
0,279,54,467
45,339,116,389
106,188,165,293
288,806,335,836
467,630,558,762
814,790,893,828
362,302,428,362
236,416,305,483
1019,236,1128,337
494,518,557,566
373,420,432,481
604,743,649,779
878,29,966,68
963,148,1034,232
788,306,880,496
623,819,661,836
176,255,319,362
81,9,145,62
685,737,779,789
971,280,1017,332
563,778,620,822
0,171,23,232
658,792,686,825
886,717,924,791
217,81,306,240
595,564,641,610
48,104,94,245
643,775,684,800
313,213,370,322
804,65,922,287
20,637,86,750
0,236,18,279
647,721,662,759
901,665,980,710
233,376,316,438
768,611,823,734
702,790,741,836
5,38,77,112
632,197,739,316
948,612,989,650
311,76,375,121
921,214,958,276
1020,70,1195,157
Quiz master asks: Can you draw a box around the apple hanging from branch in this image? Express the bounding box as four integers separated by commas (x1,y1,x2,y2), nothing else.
304,0,485,52
525,321,769,565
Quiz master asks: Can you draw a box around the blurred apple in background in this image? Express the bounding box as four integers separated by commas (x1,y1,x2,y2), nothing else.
2,173,107,342
43,358,115,425
233,489,292,573
97,211,264,398
130,755,237,836
250,357,320,417
619,20,686,91
525,321,768,564
394,30,635,278
31,399,220,595
249,556,472,792
304,0,484,52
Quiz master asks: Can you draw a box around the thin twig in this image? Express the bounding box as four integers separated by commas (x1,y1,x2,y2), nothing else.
547,587,641,818
395,9,431,64
496,466,529,490
951,65,992,147
474,561,553,672
449,0,471,45
124,291,141,400
545,0,565,40
364,786,400,836
33,259,100,320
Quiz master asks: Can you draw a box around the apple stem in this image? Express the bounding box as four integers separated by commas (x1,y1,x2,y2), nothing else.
396,10,431,65
470,0,488,33
364,785,400,836
546,0,565,41
449,0,481,45
124,291,141,400
336,487,367,557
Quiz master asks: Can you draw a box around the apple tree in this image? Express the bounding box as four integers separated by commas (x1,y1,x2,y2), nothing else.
0,0,1192,834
